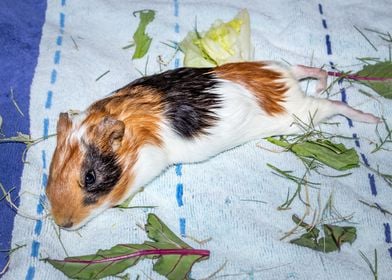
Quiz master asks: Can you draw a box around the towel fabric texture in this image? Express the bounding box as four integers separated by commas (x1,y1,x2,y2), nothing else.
2,1,392,279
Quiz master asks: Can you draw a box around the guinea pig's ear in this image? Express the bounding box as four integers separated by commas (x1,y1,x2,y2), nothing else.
56,112,72,139
97,116,125,153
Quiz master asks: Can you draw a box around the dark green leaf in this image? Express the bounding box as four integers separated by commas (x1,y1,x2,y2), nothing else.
44,214,209,279
355,61,392,99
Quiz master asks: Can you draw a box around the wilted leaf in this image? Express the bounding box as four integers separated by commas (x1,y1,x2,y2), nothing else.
290,214,357,253
132,10,155,59
267,137,359,171
44,214,209,280
355,61,392,99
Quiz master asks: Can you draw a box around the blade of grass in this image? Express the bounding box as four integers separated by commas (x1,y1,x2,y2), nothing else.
354,25,378,51
359,249,378,280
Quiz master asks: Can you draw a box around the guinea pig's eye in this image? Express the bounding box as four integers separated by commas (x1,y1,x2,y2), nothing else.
85,170,96,186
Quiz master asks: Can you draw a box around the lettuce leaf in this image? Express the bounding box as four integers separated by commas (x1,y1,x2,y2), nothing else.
180,9,254,67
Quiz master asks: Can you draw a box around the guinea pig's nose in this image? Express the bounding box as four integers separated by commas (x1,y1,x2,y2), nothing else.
60,221,74,229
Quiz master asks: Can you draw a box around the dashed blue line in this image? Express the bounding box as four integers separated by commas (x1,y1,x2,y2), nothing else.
54,50,61,64
174,0,179,17
34,220,43,235
175,164,182,176
41,150,46,169
338,86,354,127
319,2,385,258
384,223,391,243
318,3,323,14
42,173,48,187
50,69,57,84
45,90,53,109
60,12,65,29
368,174,377,196
36,201,44,215
31,241,40,258
353,133,360,148
322,19,327,29
175,23,180,33
43,118,49,138
176,183,184,207
361,153,370,167
175,58,180,68
56,35,62,46
389,248,392,258
27,3,67,280
325,35,332,55
179,218,186,237
25,267,35,280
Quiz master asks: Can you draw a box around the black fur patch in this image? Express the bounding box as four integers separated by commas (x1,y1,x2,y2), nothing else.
81,145,122,205
128,67,222,138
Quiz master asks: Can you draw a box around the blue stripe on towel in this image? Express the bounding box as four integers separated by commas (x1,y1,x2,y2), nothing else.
25,1,67,279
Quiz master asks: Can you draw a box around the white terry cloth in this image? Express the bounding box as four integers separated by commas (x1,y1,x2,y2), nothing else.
5,0,392,279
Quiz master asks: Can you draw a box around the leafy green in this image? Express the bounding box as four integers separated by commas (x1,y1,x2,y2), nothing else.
267,137,359,171
180,9,253,67
131,10,155,59
44,214,209,280
355,61,392,99
289,215,357,253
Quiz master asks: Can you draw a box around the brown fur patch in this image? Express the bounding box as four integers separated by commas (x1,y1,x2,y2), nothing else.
214,62,288,115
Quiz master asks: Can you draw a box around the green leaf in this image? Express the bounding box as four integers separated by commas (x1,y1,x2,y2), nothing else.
267,137,359,171
131,10,155,59
44,214,209,280
145,213,191,249
289,219,357,253
355,61,392,99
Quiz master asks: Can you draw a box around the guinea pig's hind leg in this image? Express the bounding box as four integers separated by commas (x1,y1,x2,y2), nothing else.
327,100,381,124
291,65,328,95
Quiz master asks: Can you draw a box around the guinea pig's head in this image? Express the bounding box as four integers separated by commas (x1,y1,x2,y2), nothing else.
46,112,132,230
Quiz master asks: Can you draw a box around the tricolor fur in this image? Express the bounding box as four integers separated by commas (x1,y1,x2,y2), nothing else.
46,61,380,229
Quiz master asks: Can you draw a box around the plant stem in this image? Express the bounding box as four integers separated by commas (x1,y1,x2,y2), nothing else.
327,71,392,81
51,248,210,264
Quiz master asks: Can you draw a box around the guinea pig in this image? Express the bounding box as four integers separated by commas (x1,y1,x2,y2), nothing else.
46,61,380,230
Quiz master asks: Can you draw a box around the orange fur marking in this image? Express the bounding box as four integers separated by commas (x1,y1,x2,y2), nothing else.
85,85,164,204
214,62,288,115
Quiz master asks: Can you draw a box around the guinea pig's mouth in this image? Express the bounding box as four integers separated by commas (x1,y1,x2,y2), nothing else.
55,201,112,231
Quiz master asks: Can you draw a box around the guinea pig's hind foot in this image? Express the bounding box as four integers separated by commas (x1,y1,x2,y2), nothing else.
329,100,381,124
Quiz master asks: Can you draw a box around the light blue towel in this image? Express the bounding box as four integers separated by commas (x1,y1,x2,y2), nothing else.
5,1,392,279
